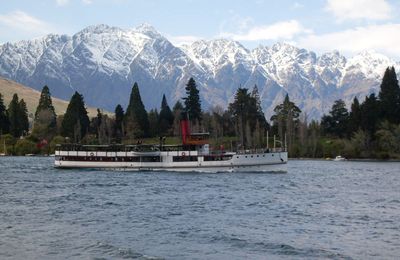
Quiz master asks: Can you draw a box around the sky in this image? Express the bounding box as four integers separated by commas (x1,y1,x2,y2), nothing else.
1,0,400,59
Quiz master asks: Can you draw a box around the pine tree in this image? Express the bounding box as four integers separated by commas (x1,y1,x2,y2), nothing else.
125,82,149,138
270,94,301,140
172,101,184,136
113,104,124,143
229,88,250,147
61,92,90,142
0,93,9,135
321,99,349,138
148,109,159,137
360,93,380,137
228,87,270,148
348,97,361,135
183,77,202,123
251,85,269,129
173,100,184,112
379,66,400,124
18,99,29,136
158,94,174,135
92,109,103,141
32,86,57,139
8,94,21,137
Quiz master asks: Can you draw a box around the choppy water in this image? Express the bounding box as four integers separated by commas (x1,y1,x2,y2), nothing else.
0,157,399,259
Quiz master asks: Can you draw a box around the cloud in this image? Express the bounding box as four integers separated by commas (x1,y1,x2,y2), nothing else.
221,20,311,41
298,23,400,58
56,0,69,6
0,10,54,35
82,0,93,4
168,35,202,46
325,0,392,21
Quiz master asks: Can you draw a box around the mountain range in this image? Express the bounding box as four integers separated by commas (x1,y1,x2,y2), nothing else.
0,23,399,120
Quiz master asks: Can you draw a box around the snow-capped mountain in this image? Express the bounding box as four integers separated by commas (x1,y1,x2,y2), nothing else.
0,24,399,120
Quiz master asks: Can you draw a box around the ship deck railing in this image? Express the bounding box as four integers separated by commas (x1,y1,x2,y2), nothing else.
235,147,286,154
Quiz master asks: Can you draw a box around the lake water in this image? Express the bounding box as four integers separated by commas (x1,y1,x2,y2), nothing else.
0,157,399,259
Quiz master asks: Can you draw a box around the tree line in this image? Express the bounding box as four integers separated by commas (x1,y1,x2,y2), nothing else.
1,67,399,158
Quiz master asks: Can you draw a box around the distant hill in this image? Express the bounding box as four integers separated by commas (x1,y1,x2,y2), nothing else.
0,77,103,117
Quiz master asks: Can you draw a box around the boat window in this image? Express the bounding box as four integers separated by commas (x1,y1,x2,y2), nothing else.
141,156,162,162
204,155,233,161
172,156,198,162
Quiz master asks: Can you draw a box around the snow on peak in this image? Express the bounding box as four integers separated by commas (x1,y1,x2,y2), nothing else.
78,24,121,35
346,49,397,79
182,38,252,73
1,23,400,121
133,23,163,38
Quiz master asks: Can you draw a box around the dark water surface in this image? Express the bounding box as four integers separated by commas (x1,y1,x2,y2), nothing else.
0,157,399,259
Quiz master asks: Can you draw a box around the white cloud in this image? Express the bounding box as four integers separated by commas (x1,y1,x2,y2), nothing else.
56,0,69,6
298,23,400,58
168,35,202,46
325,0,392,21
0,10,54,35
221,20,311,41
82,0,93,4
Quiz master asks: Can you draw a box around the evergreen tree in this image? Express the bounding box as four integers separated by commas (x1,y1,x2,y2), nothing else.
0,93,9,135
61,92,90,142
183,77,202,123
18,99,29,136
8,94,21,137
113,104,124,143
125,82,149,138
348,97,361,135
172,101,184,136
321,99,349,138
158,94,174,135
91,109,103,141
360,93,380,137
96,113,112,145
229,87,269,148
270,94,301,139
229,88,250,147
251,85,269,129
379,66,400,124
148,109,159,137
32,85,57,139
173,100,184,112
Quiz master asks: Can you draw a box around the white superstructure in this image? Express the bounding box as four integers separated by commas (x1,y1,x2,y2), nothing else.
54,145,287,172
55,117,287,172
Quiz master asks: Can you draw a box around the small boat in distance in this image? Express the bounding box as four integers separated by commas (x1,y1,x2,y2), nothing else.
0,140,6,156
54,117,288,172
333,155,346,161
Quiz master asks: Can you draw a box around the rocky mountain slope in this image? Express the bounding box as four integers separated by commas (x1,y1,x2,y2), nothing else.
0,24,399,120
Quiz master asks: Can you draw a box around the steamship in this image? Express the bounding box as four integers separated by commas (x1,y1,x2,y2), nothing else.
54,118,288,172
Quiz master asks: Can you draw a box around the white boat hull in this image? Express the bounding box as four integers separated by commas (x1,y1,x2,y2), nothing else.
55,151,288,173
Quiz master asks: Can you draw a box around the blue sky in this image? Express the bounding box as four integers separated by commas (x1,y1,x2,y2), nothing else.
1,0,400,58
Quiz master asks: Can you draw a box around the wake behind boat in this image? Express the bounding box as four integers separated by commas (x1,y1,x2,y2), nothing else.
54,117,288,172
